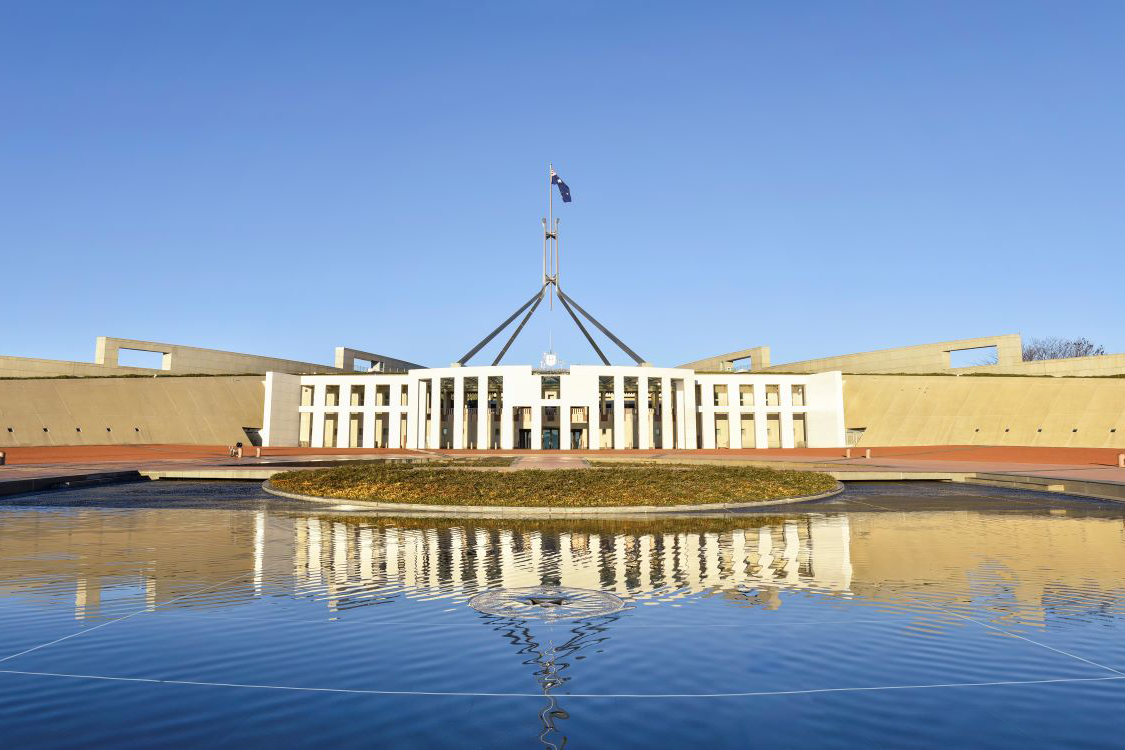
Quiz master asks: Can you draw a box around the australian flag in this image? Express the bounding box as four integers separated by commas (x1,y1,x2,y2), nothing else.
551,170,572,202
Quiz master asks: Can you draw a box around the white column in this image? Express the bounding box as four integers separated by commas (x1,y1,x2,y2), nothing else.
755,389,769,449
500,402,514,450
661,377,673,450
311,409,326,448
405,380,419,449
588,393,601,450
390,386,403,449
559,401,571,450
675,380,688,449
780,410,795,449
429,378,442,449
728,379,742,449
612,375,625,450
362,406,376,449
336,406,350,449
476,375,489,449
684,379,698,449
452,377,465,449
636,375,650,450
531,402,543,450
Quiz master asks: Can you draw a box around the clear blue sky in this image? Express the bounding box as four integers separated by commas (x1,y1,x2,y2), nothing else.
3,1,1122,368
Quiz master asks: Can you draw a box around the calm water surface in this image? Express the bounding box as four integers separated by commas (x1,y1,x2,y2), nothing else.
2,481,1125,748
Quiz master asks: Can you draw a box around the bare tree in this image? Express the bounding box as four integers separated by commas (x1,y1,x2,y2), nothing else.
1022,336,1106,361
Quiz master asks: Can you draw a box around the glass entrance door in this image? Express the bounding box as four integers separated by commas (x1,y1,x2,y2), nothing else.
542,428,560,450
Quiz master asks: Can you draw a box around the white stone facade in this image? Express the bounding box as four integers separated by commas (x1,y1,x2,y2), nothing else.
261,366,845,450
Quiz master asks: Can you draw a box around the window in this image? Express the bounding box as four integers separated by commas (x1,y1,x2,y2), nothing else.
714,385,728,407
376,384,390,406
765,385,780,406
949,346,998,367
325,386,340,407
350,385,365,407
300,385,315,406
739,384,754,406
791,385,805,407
117,348,164,369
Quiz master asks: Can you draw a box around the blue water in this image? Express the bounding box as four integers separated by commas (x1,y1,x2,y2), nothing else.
1,481,1124,748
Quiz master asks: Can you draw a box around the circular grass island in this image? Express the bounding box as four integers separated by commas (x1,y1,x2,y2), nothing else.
263,460,843,517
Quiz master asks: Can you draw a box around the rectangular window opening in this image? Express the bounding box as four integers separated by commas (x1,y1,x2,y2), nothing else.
949,346,998,367
117,349,165,369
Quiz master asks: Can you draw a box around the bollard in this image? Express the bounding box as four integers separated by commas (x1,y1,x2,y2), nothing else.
844,448,851,459
0,450,5,466
864,448,871,459
255,446,262,458
1119,453,1124,469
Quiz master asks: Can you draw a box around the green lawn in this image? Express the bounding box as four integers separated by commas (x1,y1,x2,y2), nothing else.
268,461,837,507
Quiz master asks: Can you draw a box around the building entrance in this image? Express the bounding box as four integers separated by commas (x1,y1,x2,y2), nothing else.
517,429,532,449
570,429,584,449
542,428,560,450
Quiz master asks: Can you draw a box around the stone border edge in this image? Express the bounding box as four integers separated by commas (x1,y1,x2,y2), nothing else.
261,480,845,518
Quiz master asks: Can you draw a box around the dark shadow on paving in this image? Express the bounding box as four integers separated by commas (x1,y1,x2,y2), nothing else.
2,479,1123,518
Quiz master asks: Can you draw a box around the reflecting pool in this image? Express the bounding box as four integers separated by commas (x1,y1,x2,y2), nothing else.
2,481,1125,748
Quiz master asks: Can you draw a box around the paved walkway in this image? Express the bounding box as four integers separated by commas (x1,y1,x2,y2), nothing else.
2,444,1124,499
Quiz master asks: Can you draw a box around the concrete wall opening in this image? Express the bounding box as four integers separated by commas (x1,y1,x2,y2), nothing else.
740,414,755,448
374,413,389,448
949,346,998,367
117,349,165,369
793,414,807,448
348,413,363,447
766,413,781,448
514,406,532,449
299,412,312,447
715,413,730,449
570,406,589,449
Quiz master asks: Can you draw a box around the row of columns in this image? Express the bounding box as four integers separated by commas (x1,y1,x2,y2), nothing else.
410,374,694,450
696,381,803,449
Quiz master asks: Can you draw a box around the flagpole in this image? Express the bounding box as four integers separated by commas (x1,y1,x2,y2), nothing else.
548,162,554,309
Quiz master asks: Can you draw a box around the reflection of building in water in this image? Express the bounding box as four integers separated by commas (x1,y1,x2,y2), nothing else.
846,513,1125,624
0,508,268,621
4,507,1125,625
288,515,854,611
